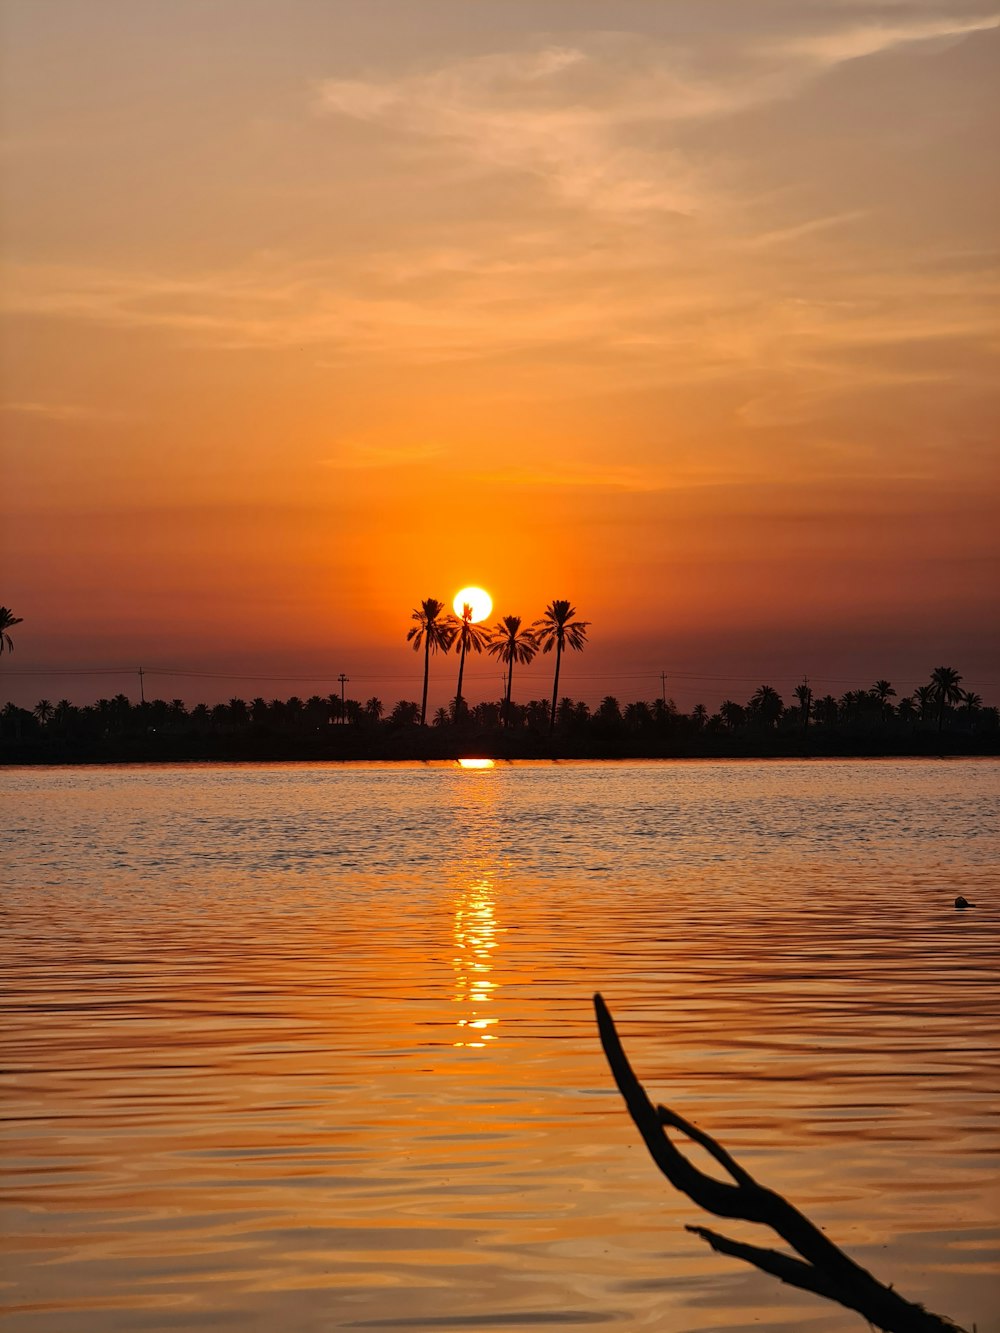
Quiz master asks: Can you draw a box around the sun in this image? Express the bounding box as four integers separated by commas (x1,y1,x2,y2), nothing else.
453,586,493,623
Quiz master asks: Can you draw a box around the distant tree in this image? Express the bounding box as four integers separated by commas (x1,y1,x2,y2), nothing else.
871,679,896,722
533,599,590,732
250,697,268,725
811,694,837,727
448,602,490,721
914,684,935,723
33,699,54,726
472,700,501,728
110,694,132,731
556,695,579,729
487,615,538,726
407,598,456,726
651,696,677,726
838,690,863,724
343,698,362,726
748,685,782,729
1,700,26,739
305,695,328,729
720,699,744,730
364,697,384,722
929,666,963,732
896,696,916,725
691,703,709,731
0,607,23,655
962,689,982,714
525,698,551,731
388,699,420,727
793,682,812,731
432,706,449,727
228,697,249,726
624,700,652,730
595,696,623,725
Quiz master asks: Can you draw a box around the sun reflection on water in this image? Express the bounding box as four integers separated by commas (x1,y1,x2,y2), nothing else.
452,876,501,1047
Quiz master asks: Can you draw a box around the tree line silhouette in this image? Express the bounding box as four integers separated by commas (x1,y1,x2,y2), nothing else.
3,667,995,761
1,602,995,758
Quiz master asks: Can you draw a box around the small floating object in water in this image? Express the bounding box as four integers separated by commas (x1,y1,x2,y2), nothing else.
954,895,975,909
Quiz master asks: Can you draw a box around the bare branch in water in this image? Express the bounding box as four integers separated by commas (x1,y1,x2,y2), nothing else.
594,992,968,1333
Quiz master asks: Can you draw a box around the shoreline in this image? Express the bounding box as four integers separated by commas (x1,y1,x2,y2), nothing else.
3,732,997,766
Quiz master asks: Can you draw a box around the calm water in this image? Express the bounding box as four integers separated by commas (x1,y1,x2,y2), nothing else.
2,759,998,1333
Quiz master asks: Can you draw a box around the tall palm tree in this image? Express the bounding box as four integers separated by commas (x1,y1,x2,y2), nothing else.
487,615,538,726
0,607,23,655
929,666,963,732
448,602,490,722
406,598,456,726
532,599,590,731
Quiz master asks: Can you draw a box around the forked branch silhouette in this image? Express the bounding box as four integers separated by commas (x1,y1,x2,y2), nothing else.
593,994,969,1333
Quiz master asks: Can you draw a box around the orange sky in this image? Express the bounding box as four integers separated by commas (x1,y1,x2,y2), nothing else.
2,1,998,711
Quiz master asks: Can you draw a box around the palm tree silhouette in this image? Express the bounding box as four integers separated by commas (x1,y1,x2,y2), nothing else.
487,615,538,726
407,598,456,726
719,699,743,730
793,681,812,731
749,684,783,729
871,679,896,722
33,699,54,726
962,689,982,715
0,607,23,655
448,603,490,722
533,600,589,731
929,666,963,732
914,684,934,724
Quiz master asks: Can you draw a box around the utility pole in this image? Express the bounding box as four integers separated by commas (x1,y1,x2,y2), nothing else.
138,666,145,706
660,671,667,707
338,673,349,723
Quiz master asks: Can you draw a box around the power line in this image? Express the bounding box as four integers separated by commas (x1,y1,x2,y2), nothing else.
3,664,997,690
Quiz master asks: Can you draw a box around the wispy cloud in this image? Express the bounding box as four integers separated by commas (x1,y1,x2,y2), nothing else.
2,399,125,422
316,41,767,219
771,13,999,65
318,441,444,470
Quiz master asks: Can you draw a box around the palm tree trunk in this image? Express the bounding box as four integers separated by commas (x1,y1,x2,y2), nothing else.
420,638,430,726
504,659,514,728
455,640,468,721
549,640,563,731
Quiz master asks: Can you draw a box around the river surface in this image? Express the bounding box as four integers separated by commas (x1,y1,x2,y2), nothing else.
2,759,998,1332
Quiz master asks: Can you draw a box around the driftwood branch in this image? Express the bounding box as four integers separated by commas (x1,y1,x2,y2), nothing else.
594,992,968,1333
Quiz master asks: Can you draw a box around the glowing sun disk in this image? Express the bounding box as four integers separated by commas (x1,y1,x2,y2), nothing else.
454,586,492,622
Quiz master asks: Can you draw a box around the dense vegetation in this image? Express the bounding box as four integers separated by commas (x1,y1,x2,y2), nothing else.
2,668,996,762
1,603,994,760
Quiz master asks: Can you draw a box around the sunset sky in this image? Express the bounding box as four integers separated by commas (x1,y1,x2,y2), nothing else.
3,0,998,711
